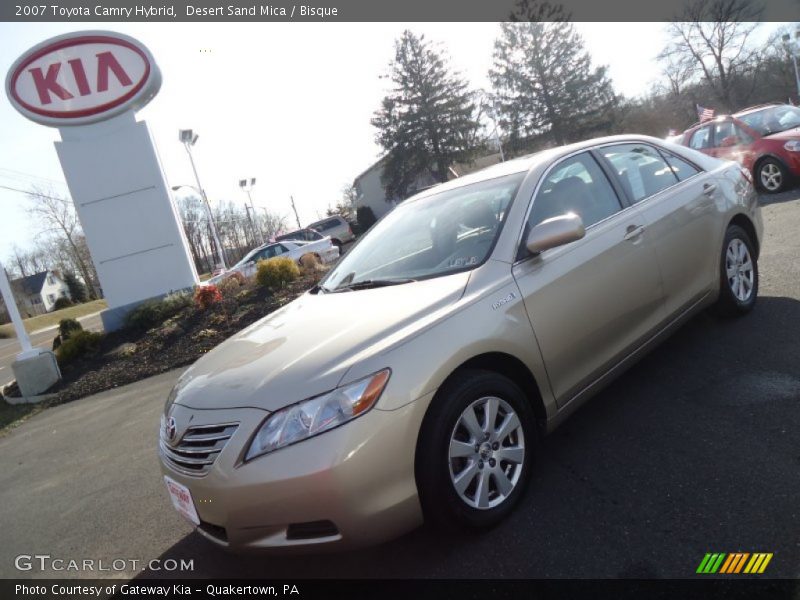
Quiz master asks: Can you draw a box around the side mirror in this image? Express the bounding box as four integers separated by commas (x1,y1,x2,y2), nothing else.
526,213,585,254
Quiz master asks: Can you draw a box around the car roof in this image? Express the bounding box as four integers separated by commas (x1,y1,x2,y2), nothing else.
733,103,782,118
405,134,684,204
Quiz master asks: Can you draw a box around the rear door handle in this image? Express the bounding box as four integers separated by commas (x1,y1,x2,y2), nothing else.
624,224,645,241
703,183,717,197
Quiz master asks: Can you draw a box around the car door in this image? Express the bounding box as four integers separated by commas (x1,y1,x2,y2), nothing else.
596,143,719,318
511,151,666,407
712,120,757,170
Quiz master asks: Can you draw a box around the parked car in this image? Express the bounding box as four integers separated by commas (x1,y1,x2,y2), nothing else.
206,239,339,285
160,135,761,552
677,103,800,193
306,215,355,248
275,228,325,243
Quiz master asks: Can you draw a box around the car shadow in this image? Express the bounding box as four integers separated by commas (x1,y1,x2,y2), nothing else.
758,187,799,206
137,296,800,579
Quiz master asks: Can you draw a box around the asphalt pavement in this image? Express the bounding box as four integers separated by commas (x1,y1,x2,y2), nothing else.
0,312,105,388
0,191,798,579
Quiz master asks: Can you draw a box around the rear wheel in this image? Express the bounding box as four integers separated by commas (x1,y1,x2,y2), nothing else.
756,158,788,193
416,370,536,531
714,224,758,316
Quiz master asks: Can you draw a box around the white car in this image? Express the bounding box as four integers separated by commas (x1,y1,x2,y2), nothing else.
207,239,339,285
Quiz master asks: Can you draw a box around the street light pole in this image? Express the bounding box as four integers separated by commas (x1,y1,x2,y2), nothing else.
0,262,35,358
179,129,227,270
239,178,264,245
783,29,800,99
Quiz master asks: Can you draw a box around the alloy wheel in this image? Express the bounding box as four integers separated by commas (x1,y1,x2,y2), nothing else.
726,238,754,302
448,396,525,510
759,163,782,192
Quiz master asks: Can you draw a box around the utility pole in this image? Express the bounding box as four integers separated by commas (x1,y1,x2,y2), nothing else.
289,195,302,229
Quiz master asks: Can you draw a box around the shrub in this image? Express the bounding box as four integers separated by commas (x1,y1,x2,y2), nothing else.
58,318,83,340
256,257,300,290
299,253,321,274
216,275,243,298
194,285,223,310
125,292,193,331
56,330,104,365
53,297,73,310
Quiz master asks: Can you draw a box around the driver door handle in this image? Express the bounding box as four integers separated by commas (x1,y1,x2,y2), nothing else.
624,224,645,241
703,183,717,197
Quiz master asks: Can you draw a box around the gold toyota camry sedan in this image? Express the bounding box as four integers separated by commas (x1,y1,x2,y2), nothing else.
159,135,762,551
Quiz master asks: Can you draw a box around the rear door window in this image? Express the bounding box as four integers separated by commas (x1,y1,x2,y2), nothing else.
598,144,680,203
660,151,701,182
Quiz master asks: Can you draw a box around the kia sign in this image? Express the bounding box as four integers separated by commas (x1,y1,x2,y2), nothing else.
5,31,161,126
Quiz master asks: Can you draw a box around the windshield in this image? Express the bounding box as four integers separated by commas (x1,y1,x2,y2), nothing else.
320,172,524,291
738,105,800,136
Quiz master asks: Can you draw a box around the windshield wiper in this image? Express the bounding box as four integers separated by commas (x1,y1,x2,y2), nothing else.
331,278,417,292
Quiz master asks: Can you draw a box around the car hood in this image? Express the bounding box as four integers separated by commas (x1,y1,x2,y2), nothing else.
765,127,800,141
172,272,470,411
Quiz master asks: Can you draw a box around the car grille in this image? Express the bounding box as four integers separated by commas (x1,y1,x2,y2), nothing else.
160,423,238,477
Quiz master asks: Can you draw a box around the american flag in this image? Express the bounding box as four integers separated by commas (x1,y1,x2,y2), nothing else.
696,104,714,122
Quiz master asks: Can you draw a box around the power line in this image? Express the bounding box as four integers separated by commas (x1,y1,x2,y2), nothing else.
0,167,66,188
0,183,67,202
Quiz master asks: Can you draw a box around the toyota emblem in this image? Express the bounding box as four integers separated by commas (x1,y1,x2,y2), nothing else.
166,416,177,441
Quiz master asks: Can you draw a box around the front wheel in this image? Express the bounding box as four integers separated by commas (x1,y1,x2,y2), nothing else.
415,370,536,531
756,158,788,193
714,224,758,316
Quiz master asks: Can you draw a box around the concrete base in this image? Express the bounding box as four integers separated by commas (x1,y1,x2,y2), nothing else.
4,393,57,405
11,350,61,397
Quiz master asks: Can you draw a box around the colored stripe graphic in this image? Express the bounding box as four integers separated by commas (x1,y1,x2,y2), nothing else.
697,553,727,573
699,552,773,574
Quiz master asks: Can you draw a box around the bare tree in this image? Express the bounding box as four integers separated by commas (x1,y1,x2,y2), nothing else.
659,0,764,112
25,186,99,298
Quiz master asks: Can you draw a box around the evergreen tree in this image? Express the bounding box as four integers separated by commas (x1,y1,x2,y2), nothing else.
489,21,617,153
63,271,88,303
372,30,481,200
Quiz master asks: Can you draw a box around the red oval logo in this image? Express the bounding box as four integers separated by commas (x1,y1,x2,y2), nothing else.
6,32,160,126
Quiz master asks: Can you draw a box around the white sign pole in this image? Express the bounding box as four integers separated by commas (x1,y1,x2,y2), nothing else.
0,261,37,359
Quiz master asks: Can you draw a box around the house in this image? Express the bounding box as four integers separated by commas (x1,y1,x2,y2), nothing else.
6,270,71,317
352,152,504,220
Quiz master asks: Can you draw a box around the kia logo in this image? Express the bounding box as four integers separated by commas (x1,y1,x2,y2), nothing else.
5,31,161,127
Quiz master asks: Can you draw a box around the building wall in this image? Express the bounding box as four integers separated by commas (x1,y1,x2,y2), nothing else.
39,273,71,312
354,165,396,220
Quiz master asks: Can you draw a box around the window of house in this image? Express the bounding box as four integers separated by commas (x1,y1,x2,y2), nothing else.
47,275,55,286
47,294,56,304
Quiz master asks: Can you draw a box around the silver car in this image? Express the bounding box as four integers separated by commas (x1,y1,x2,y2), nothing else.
306,215,356,249
160,135,761,551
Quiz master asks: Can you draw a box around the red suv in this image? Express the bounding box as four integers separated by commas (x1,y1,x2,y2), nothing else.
678,103,800,193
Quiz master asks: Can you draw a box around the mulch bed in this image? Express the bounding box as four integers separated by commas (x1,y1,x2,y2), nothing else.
9,273,322,406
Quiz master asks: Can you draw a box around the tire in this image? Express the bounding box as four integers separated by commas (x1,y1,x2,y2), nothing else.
714,224,758,317
415,370,536,531
756,158,788,193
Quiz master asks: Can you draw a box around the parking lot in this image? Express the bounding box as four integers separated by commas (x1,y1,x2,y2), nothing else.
0,190,798,580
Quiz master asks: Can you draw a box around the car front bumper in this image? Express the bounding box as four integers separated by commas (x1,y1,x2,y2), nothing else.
159,393,431,552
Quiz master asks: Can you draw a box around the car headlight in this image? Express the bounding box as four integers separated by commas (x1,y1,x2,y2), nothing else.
244,369,391,461
785,141,800,152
